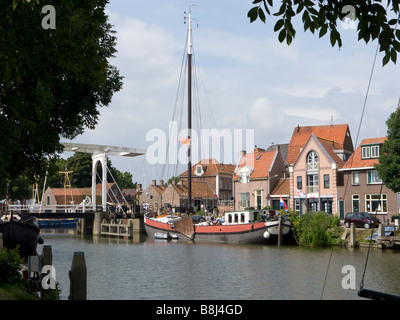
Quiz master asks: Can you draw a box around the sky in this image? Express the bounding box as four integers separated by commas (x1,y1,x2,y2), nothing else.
63,0,399,189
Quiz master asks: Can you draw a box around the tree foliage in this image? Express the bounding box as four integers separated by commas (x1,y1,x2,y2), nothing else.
0,0,123,180
375,107,400,192
248,0,400,66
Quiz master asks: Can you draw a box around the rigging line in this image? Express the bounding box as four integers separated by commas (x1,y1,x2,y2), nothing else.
321,41,379,300
191,19,218,130
192,50,205,161
161,32,188,183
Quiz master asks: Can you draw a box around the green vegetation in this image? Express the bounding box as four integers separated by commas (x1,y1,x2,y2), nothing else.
0,152,137,202
248,0,400,66
0,0,123,181
289,211,342,247
0,247,60,300
376,108,400,193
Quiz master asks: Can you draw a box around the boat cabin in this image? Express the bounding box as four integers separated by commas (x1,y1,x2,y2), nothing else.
224,210,261,224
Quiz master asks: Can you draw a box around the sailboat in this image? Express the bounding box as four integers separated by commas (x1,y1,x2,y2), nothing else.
144,7,274,244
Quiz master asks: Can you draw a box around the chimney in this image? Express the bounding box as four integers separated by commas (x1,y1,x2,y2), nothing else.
152,179,156,186
159,180,164,186
240,150,246,157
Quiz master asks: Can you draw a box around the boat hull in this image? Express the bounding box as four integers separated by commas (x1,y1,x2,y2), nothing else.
38,218,78,228
0,215,41,256
144,214,269,244
263,220,293,243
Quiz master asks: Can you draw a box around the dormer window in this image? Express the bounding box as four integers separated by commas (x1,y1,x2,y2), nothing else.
195,165,203,176
238,166,253,184
239,172,250,183
362,144,380,159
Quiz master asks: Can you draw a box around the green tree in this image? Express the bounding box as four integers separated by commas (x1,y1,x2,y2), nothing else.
375,108,400,192
248,0,400,66
66,153,93,188
0,0,123,180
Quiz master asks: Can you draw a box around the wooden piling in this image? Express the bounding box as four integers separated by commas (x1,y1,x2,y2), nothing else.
0,233,3,249
42,245,53,266
68,252,87,300
350,223,356,247
278,217,282,246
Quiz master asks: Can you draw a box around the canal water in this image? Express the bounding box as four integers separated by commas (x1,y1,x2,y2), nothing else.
39,228,400,300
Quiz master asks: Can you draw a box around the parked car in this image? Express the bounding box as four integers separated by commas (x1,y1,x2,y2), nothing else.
344,212,380,229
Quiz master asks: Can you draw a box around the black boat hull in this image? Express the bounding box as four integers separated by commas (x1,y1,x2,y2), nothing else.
0,215,41,256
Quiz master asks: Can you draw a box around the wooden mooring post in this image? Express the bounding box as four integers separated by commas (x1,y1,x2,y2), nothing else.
0,233,3,249
68,252,87,300
277,217,282,246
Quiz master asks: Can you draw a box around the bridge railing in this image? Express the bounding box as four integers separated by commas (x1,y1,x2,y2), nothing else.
4,204,93,213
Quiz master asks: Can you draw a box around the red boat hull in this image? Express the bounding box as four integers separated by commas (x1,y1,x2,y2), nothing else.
144,215,268,244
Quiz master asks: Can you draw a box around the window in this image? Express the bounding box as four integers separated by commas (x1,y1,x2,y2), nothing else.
297,176,302,189
239,172,250,183
362,146,370,159
352,172,360,185
362,145,381,159
352,194,360,212
47,196,50,206
367,170,382,184
307,151,319,171
371,145,380,158
195,165,203,176
324,174,330,188
365,194,387,213
295,199,301,213
239,193,250,209
307,174,319,194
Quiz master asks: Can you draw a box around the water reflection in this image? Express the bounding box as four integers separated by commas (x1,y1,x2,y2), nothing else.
38,229,400,300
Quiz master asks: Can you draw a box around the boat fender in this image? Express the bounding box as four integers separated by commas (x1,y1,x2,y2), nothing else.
263,231,270,239
38,236,44,245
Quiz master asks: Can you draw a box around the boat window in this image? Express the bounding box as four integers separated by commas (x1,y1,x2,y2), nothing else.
240,213,245,223
228,214,232,224
253,211,259,221
234,214,239,223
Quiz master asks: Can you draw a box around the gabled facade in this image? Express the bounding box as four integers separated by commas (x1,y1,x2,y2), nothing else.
179,158,236,209
289,134,346,215
287,124,353,165
139,180,166,213
234,147,286,210
337,137,399,222
161,179,217,212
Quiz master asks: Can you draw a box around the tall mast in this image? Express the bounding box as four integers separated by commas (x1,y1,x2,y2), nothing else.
187,5,195,212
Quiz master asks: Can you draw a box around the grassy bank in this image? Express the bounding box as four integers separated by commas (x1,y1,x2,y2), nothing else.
0,284,38,300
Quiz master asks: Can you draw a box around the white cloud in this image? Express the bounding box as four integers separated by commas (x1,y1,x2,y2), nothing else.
65,2,400,188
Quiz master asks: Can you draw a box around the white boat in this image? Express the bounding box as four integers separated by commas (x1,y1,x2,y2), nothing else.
263,215,292,243
154,232,179,240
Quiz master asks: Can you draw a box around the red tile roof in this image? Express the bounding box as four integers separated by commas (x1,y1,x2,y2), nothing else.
316,137,345,168
287,124,353,164
169,181,216,198
180,158,236,177
341,137,387,170
234,149,277,180
270,178,290,196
